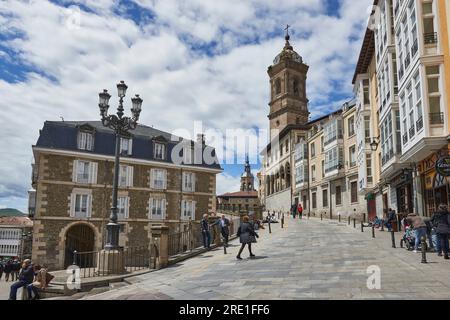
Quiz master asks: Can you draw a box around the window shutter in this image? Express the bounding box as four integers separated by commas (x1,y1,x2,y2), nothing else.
182,172,186,192
87,195,92,218
78,132,84,149
192,201,196,220
72,160,78,182
128,139,133,155
161,199,166,220
180,200,185,219
149,198,153,219
125,197,130,219
90,162,98,184
193,173,196,192
163,170,167,189
150,169,154,188
70,193,76,217
127,166,134,187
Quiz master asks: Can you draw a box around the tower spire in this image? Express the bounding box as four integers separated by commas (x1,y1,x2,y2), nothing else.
283,24,293,50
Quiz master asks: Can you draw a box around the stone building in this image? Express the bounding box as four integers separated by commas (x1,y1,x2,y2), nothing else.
30,121,221,270
217,158,261,216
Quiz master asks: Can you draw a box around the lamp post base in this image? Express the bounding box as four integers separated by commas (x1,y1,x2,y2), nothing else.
97,249,125,275
105,222,120,251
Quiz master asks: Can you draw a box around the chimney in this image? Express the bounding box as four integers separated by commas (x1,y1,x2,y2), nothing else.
197,134,205,146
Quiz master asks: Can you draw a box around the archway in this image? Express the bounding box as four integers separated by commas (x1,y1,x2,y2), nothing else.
64,224,96,268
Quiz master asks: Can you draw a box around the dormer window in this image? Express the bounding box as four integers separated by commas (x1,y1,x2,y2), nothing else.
77,131,94,151
154,142,166,160
120,137,132,155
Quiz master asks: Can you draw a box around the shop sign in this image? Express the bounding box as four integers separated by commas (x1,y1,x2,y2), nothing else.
435,156,450,176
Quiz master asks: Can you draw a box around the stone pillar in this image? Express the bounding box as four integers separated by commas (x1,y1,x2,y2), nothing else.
151,225,169,268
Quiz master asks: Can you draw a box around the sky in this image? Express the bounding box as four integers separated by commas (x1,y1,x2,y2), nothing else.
0,0,373,212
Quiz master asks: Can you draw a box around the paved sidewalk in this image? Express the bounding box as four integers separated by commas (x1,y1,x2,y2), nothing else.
76,216,450,300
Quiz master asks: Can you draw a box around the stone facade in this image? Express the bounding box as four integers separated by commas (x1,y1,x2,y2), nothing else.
30,122,221,270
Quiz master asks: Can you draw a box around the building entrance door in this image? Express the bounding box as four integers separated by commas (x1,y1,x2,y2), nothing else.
64,224,95,268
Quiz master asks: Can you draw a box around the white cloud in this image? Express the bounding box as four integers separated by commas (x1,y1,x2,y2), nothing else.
216,173,241,196
0,0,372,207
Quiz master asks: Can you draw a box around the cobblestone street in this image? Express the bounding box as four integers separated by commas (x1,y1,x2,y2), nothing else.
78,216,450,300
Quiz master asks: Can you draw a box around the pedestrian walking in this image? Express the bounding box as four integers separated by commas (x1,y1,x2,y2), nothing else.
4,260,12,282
8,259,34,300
385,208,396,231
212,215,230,247
236,216,258,260
12,259,21,281
431,203,450,259
297,203,303,220
405,213,428,253
200,214,211,250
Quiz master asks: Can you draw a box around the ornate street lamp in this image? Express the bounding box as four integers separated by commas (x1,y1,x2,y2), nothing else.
98,81,142,250
370,137,380,152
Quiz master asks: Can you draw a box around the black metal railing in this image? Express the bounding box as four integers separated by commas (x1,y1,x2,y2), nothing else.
398,65,404,80
402,132,408,145
424,32,438,45
168,229,194,256
416,117,424,131
409,125,415,139
72,245,159,278
324,130,343,146
429,112,444,124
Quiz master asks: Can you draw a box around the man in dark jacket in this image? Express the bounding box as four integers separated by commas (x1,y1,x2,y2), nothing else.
431,204,450,259
0,259,4,280
200,214,211,249
385,208,396,231
4,260,12,282
9,259,34,300
12,259,21,281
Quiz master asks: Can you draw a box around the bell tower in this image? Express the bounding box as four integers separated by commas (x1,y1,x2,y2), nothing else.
268,26,309,140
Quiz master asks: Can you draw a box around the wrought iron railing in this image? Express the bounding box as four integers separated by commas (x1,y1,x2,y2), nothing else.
416,117,424,131
409,125,415,139
72,245,159,278
429,112,444,124
424,32,438,45
402,132,408,145
411,39,418,57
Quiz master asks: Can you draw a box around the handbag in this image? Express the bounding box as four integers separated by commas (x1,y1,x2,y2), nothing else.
45,272,55,285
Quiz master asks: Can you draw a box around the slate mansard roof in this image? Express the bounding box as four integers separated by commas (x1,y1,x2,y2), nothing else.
34,121,223,171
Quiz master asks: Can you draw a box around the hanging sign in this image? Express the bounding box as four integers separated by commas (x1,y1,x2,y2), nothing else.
435,156,450,176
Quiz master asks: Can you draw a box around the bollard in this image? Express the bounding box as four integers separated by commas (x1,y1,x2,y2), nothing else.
381,221,384,231
391,230,396,248
361,222,364,233
224,242,227,254
281,215,284,229
348,216,350,225
353,218,356,228
268,220,272,234
421,237,427,264
321,213,323,221
372,225,375,238
363,213,366,223
338,214,341,223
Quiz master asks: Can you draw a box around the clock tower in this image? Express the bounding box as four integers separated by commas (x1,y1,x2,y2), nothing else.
267,29,309,140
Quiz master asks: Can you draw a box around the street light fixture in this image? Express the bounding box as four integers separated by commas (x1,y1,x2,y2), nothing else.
370,136,380,152
98,81,142,251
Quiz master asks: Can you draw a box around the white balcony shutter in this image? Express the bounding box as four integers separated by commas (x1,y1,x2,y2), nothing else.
72,160,79,182
90,162,98,184
163,170,167,189
161,199,166,220
192,201,196,220
127,166,134,187
128,139,133,155
180,200,185,219
70,193,76,217
78,132,85,150
86,195,92,218
182,173,186,192
148,198,153,219
150,169,154,188
125,197,130,219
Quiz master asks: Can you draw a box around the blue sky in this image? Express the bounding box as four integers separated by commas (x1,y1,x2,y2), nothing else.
0,0,372,211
